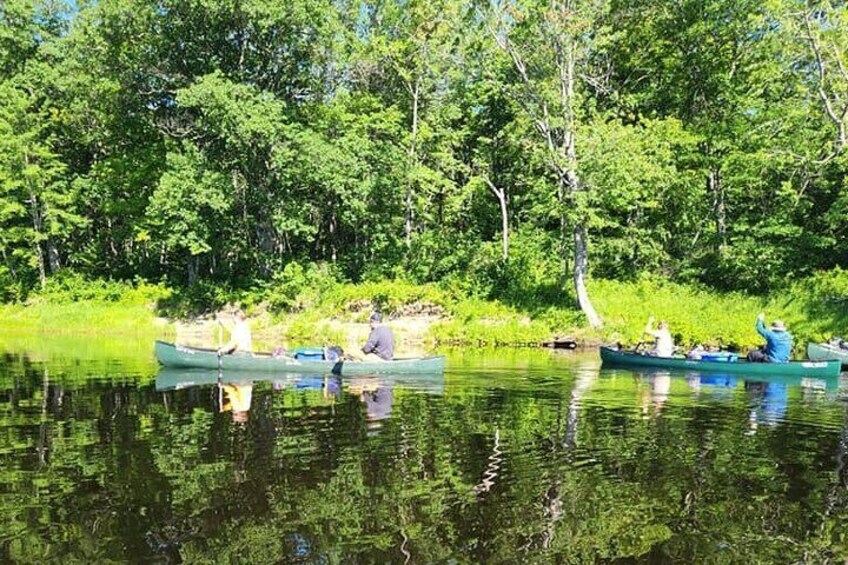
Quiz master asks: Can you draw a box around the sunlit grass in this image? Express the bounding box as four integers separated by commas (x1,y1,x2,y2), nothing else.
3,269,847,352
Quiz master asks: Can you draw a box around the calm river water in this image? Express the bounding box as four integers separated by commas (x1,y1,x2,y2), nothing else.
2,343,848,563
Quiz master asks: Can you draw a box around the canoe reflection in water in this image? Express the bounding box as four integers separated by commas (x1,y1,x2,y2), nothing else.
688,374,789,431
155,369,343,425
344,374,446,435
622,367,835,431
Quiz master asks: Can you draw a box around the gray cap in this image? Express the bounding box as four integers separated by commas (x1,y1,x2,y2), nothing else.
369,312,383,323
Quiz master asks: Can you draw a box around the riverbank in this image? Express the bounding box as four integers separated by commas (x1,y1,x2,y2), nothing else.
2,271,847,352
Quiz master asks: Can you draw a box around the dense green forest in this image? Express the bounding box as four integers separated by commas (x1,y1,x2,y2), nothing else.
1,0,848,326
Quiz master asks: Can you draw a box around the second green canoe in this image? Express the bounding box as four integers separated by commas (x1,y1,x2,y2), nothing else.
155,341,446,375
600,346,841,377
807,342,848,367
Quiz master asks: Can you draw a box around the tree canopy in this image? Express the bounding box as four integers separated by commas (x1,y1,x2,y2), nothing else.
1,0,847,315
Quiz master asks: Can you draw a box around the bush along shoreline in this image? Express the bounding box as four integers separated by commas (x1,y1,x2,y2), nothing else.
2,268,847,355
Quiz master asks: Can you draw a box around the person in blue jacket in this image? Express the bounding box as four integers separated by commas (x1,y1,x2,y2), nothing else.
747,313,792,363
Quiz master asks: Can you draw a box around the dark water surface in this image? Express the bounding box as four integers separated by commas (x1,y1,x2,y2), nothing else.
2,346,848,563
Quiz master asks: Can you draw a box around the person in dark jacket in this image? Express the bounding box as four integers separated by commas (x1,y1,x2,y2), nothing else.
747,313,792,363
360,312,394,361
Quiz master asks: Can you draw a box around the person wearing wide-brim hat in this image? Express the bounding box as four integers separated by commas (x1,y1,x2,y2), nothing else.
747,313,793,363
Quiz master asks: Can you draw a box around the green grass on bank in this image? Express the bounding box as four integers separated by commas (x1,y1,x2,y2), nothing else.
596,272,848,349
2,268,848,351
0,273,171,336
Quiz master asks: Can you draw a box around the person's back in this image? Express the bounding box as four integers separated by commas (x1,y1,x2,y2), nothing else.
644,318,674,357
362,313,394,361
219,309,253,355
754,315,792,363
231,319,253,352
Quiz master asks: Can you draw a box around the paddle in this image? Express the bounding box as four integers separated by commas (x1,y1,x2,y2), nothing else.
217,351,223,411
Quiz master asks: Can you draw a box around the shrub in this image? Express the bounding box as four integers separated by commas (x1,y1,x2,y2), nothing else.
264,261,341,313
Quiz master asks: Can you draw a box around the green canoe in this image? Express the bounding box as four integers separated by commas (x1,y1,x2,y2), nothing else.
807,342,848,367
600,346,841,378
154,341,446,375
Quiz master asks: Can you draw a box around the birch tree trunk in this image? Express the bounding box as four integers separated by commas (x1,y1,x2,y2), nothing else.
47,239,60,273
405,79,421,248
708,168,726,256
800,5,848,154
573,217,602,327
559,5,602,328
484,178,509,260
24,152,47,289
487,0,605,328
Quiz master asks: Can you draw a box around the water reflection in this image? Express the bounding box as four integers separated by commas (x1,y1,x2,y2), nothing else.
3,351,848,563
640,371,671,415
607,367,839,438
348,376,394,433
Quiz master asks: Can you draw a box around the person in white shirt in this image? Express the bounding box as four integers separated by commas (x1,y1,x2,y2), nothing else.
644,317,674,357
217,309,253,355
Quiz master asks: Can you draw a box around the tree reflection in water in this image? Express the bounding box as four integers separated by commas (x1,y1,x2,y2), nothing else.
1,355,848,562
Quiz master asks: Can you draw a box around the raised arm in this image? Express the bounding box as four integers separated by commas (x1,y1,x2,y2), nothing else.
755,313,771,339
216,314,234,332
644,317,660,338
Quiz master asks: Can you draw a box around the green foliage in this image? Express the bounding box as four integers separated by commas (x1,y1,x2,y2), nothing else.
430,298,574,345
322,280,454,320
145,143,230,258
0,272,170,335
592,272,848,350
264,262,341,313
31,271,169,305
774,268,848,343
0,0,847,341
9,267,848,351
592,277,768,349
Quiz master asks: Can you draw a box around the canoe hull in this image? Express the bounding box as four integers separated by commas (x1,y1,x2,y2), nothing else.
154,341,446,375
807,342,848,367
600,346,841,378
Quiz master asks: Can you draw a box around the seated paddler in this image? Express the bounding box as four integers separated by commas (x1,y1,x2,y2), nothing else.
644,317,675,357
359,312,394,361
747,313,792,363
217,308,253,355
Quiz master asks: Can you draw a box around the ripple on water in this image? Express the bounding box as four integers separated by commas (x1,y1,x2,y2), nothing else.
3,351,848,563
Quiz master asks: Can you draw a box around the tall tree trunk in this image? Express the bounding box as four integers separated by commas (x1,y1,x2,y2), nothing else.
574,223,602,328
405,80,420,248
187,256,199,287
709,168,726,256
329,211,338,263
47,239,60,273
28,204,46,287
489,0,603,327
484,178,509,260
24,152,47,288
562,37,602,328
34,239,47,289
